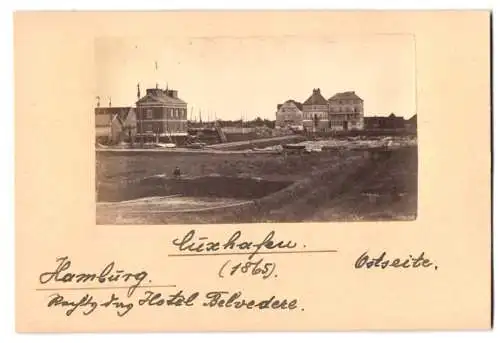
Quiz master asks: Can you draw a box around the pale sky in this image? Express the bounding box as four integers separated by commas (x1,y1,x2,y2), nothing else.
95,34,416,120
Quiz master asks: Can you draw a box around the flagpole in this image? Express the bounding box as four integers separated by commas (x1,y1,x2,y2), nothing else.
155,60,159,88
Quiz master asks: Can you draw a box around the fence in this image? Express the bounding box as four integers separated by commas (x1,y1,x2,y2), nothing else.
221,127,256,134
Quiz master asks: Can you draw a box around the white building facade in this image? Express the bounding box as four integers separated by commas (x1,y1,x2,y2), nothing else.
275,100,303,129
302,88,330,132
328,91,364,131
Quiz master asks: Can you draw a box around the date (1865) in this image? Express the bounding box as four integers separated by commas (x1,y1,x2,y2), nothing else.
218,257,276,279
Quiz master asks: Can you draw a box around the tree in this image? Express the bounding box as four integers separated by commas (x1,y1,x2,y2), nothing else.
263,119,275,129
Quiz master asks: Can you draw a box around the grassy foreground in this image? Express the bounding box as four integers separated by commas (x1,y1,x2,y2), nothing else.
96,147,417,224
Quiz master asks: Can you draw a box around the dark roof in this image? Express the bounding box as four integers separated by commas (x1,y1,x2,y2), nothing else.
95,107,133,124
303,88,328,106
95,107,133,120
136,88,186,105
95,106,131,114
277,100,303,111
365,114,405,121
328,91,363,101
408,114,417,122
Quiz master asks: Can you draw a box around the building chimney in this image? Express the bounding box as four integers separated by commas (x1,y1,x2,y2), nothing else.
167,90,178,98
147,88,164,97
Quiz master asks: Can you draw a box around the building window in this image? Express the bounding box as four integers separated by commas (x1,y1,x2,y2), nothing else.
145,109,153,119
145,124,153,132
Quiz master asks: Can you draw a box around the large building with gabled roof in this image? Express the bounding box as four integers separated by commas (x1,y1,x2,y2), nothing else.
274,89,365,132
328,91,364,131
302,88,330,131
275,100,303,129
95,106,137,144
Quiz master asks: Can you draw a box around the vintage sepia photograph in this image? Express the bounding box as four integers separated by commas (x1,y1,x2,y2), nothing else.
95,34,418,225
14,10,491,334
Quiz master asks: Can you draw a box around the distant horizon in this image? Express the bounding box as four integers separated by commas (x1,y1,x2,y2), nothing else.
96,35,416,119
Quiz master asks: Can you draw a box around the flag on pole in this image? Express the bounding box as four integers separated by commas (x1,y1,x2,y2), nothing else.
155,61,158,70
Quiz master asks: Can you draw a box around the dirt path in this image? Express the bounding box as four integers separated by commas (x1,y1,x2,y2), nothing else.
207,135,303,149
